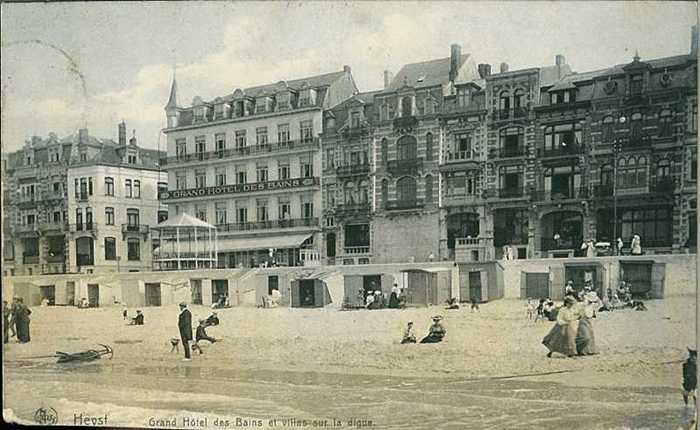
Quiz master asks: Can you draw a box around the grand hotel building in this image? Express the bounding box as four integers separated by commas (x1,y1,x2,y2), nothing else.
159,67,358,268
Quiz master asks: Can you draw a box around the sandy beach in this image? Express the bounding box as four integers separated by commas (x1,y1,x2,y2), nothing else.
2,296,696,429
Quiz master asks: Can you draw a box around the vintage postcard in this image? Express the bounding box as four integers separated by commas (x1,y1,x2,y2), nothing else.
1,1,698,429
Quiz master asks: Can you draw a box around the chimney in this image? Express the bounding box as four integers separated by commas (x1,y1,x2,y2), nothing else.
78,128,88,145
500,63,509,73
118,121,127,146
449,44,462,82
343,65,351,74
691,25,698,57
383,70,393,89
555,54,566,66
477,64,492,79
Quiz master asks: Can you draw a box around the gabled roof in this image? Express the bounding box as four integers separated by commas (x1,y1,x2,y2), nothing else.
153,213,215,230
386,54,471,92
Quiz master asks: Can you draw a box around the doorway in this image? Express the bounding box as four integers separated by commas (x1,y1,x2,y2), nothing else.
525,273,549,299
362,275,382,301
66,281,76,306
87,284,99,307
212,280,228,304
191,280,203,305
40,285,56,305
145,283,162,306
468,271,482,302
299,280,316,307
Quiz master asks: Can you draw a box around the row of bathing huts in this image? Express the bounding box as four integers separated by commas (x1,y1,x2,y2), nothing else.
2,255,695,309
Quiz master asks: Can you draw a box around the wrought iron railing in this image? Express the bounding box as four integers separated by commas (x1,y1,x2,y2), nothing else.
160,138,319,166
217,217,319,233
387,158,423,175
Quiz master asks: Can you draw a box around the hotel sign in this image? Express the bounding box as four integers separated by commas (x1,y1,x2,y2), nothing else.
159,177,319,201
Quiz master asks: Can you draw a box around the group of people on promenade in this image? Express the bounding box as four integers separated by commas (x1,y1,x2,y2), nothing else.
3,297,31,344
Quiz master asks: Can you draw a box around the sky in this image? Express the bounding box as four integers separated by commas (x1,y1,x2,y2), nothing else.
1,1,697,152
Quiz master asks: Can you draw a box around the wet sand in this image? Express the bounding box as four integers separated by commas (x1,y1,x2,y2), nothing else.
2,297,696,429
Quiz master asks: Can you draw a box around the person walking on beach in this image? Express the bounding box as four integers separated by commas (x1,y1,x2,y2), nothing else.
575,300,598,356
388,283,400,309
13,298,31,343
683,348,697,408
178,303,193,361
542,296,578,358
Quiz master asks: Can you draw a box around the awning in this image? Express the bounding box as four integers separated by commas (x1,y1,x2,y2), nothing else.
401,267,452,273
216,234,312,252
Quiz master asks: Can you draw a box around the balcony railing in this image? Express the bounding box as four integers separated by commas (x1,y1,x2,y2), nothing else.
498,188,525,198
46,254,66,263
336,163,370,176
386,199,424,210
541,237,582,251
14,223,38,234
69,223,97,233
489,146,527,159
530,187,589,201
444,150,477,162
335,202,371,216
43,191,66,201
537,145,583,158
393,115,419,130
343,246,370,255
22,255,39,264
593,184,614,198
122,224,150,235
492,107,528,121
650,177,676,193
160,139,319,166
154,251,215,260
616,135,652,149
455,237,484,246
217,217,319,233
39,222,68,232
387,158,423,175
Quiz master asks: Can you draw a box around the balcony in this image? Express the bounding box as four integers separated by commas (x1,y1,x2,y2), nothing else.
616,135,652,150
14,223,38,235
387,158,423,176
498,188,526,199
489,146,527,159
69,223,97,234
160,139,319,166
441,103,486,115
386,199,424,210
650,177,676,193
393,115,418,132
541,237,581,252
22,254,39,264
39,222,68,233
336,163,370,176
593,184,614,198
46,254,66,263
42,191,66,201
492,107,528,122
217,217,319,233
530,187,589,202
335,202,371,217
17,195,38,209
122,224,150,236
343,246,370,255
537,145,583,158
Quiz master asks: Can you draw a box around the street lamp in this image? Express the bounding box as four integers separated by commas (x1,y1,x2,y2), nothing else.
612,116,626,254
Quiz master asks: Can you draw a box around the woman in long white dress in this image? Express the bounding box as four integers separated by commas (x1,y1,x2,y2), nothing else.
542,297,578,358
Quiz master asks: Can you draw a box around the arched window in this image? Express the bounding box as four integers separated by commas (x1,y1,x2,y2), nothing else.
401,96,413,117
499,91,510,110
381,179,389,208
500,127,524,156
600,164,614,186
630,112,643,137
657,158,670,178
358,180,369,204
602,116,614,143
381,138,388,163
396,135,417,160
513,88,525,109
425,133,433,161
396,176,417,203
658,109,672,137
344,181,356,204
425,175,433,203
424,98,434,115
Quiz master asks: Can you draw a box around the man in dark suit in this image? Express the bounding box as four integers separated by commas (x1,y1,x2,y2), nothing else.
178,303,193,361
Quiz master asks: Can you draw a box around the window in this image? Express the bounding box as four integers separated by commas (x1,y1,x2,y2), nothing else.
176,139,187,160
52,182,61,194
195,205,207,222
215,202,227,225
80,153,87,162
397,135,417,160
127,153,137,164
158,210,168,223
195,170,206,188
235,130,247,148
215,167,227,186
300,120,314,143
630,112,642,136
302,201,313,218
256,127,269,147
104,238,117,261
127,208,140,226
397,177,417,203
351,112,361,128
53,211,61,223
237,167,247,184
125,179,132,198
256,199,268,222
344,224,370,247
381,138,388,163
617,155,647,188
656,159,671,179
544,123,582,151
176,171,187,190
214,104,225,120
454,133,472,159
602,116,614,143
76,209,83,229
658,109,672,137
381,179,389,208
255,97,270,114
513,88,525,108
424,97,435,115
278,161,290,180
277,92,291,111
425,133,433,161
278,200,291,220
105,207,115,225
499,165,524,193
301,156,313,178
215,134,226,157
194,106,206,122
457,88,470,107
88,177,93,195
600,164,614,187
104,177,114,196
127,239,140,261
195,136,206,160
85,207,93,229
401,96,413,117
446,172,477,196
158,182,168,197
499,91,510,110
425,175,433,203
326,187,335,208
133,180,140,198
692,105,698,133
630,74,643,95
692,151,697,181
344,181,356,204
278,124,290,144
74,178,79,199
256,164,268,182
619,208,672,246
237,206,248,223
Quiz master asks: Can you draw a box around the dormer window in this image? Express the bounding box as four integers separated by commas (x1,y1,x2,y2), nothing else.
194,106,207,122
457,88,470,107
351,111,361,128
276,92,291,111
127,151,137,164
214,103,228,120
255,97,272,114
630,74,643,95
233,101,245,118
298,88,316,107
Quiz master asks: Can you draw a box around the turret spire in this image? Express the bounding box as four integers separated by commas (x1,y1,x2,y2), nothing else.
165,67,179,110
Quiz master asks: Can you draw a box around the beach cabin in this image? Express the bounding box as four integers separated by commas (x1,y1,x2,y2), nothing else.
400,268,452,306
457,262,504,303
342,273,395,307
619,259,666,299
290,279,332,308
